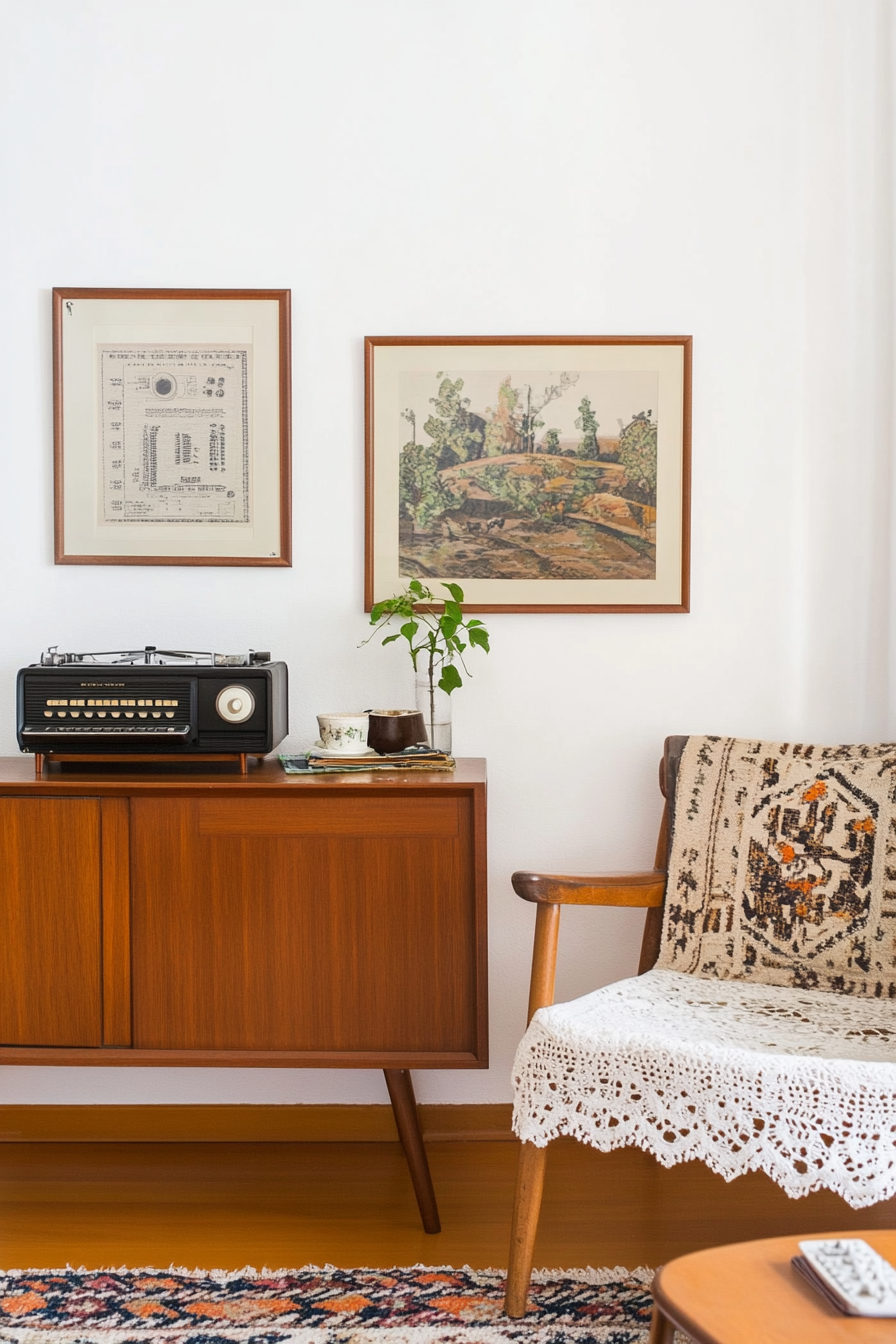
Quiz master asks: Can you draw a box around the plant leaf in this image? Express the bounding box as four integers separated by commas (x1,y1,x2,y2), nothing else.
438,662,463,694
365,578,489,686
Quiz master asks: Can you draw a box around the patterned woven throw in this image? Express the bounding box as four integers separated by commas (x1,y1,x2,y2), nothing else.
657,735,896,996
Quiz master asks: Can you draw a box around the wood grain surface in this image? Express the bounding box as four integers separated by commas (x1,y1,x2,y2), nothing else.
0,797,102,1046
3,1139,895,1276
0,759,487,1068
100,797,131,1046
0,1103,515,1144
653,1230,896,1344
129,794,479,1054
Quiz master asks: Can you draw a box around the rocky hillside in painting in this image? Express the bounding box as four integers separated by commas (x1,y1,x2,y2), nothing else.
399,451,656,583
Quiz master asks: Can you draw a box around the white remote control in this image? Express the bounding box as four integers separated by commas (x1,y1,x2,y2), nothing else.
795,1239,896,1317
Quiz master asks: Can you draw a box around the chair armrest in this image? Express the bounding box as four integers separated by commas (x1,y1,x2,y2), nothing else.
517,870,667,1023
512,870,666,907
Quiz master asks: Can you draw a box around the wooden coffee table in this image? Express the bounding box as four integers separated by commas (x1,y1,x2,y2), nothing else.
649,1230,896,1343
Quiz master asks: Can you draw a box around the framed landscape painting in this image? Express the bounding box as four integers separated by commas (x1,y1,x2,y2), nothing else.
365,336,691,613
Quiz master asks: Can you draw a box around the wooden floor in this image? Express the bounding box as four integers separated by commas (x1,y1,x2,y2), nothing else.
3,1138,894,1271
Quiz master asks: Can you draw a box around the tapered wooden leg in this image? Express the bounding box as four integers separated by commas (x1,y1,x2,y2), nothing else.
648,1304,676,1343
504,1140,549,1317
383,1068,440,1234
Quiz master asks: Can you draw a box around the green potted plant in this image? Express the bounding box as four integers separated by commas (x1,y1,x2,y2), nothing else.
365,580,490,752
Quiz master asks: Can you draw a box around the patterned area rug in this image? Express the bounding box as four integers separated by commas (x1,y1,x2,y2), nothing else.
0,1264,659,1344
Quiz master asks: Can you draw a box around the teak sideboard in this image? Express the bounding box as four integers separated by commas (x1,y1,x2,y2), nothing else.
0,756,488,1231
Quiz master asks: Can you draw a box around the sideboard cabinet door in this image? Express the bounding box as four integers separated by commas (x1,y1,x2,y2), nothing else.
0,798,102,1046
130,794,479,1054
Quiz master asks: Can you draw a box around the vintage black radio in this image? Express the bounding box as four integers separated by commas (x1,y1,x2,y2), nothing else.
17,646,288,761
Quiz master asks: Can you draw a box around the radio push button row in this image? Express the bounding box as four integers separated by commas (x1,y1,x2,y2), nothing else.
216,684,255,724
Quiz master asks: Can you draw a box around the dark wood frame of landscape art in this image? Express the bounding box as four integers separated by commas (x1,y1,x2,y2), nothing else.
365,335,691,613
53,287,292,566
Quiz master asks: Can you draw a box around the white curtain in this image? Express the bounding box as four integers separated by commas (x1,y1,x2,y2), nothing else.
795,0,895,737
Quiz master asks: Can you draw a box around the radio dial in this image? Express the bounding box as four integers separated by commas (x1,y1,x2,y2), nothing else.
216,684,255,724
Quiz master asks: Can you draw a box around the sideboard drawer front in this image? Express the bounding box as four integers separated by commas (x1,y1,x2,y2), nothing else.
197,795,460,838
0,798,102,1047
130,794,479,1055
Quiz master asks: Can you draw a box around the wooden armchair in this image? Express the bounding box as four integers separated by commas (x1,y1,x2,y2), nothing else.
504,760,669,1317
504,737,896,1322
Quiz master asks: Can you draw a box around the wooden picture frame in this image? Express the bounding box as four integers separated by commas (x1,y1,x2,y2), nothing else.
365,335,691,613
53,288,291,566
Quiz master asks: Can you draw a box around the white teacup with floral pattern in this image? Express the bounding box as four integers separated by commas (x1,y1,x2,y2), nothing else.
316,712,369,753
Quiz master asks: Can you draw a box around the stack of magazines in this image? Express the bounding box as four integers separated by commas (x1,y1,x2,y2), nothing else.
280,746,455,775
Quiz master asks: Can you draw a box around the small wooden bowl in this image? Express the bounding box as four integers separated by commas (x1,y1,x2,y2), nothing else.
367,710,428,754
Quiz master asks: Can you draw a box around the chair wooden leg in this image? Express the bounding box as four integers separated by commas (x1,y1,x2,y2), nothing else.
504,1140,549,1317
383,1068,441,1234
648,1303,677,1343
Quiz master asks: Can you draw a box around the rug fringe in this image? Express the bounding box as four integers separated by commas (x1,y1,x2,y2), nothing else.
0,1263,654,1283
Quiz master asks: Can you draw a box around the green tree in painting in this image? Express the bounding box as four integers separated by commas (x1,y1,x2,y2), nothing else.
399,440,459,529
424,376,484,470
484,372,579,455
399,396,463,528
618,410,658,500
483,377,521,456
540,427,561,454
519,392,545,453
519,373,579,453
575,396,600,459
478,462,541,518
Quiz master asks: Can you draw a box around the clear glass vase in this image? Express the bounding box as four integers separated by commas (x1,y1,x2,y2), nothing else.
415,667,452,753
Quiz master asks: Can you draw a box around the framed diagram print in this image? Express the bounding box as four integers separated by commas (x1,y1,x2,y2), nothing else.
53,288,291,566
365,335,691,612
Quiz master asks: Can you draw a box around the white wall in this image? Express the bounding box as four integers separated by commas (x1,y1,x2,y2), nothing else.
0,0,893,1105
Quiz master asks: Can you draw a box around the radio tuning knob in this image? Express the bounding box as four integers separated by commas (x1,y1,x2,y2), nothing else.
215,684,255,724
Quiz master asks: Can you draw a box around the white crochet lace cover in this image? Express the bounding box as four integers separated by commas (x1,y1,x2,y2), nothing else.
512,969,896,1207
